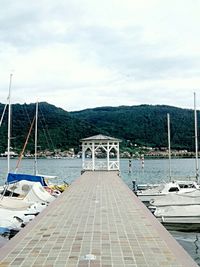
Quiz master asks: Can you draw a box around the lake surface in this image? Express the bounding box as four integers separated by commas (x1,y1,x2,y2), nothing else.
0,157,200,265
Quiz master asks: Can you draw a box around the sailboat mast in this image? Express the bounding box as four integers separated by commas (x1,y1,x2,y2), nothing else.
34,101,38,175
7,73,13,175
194,92,199,183
167,113,172,181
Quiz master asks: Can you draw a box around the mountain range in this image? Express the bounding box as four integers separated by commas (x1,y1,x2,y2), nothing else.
0,102,199,153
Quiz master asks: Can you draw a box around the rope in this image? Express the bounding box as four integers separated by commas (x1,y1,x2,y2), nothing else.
15,116,36,173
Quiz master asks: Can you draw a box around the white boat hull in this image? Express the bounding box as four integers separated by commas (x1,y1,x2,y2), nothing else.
137,181,199,206
152,204,200,231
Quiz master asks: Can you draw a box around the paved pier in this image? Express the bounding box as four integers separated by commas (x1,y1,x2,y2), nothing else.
0,171,198,267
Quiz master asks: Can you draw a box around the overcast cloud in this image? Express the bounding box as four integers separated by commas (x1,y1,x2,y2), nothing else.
0,0,200,111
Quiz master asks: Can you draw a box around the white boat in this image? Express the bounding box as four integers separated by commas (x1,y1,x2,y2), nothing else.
0,202,46,235
0,196,33,210
149,188,200,207
1,180,56,204
23,182,56,203
0,185,48,233
0,184,48,238
150,204,200,231
137,180,199,205
148,189,200,230
4,172,59,199
0,76,54,239
148,93,200,231
136,183,160,191
137,101,200,206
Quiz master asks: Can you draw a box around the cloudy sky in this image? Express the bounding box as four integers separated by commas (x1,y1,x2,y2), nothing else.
0,0,200,111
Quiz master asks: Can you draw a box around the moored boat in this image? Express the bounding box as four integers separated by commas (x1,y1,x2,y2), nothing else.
137,180,199,206
150,204,200,232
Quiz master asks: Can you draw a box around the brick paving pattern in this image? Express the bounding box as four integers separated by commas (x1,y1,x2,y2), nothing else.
0,171,198,266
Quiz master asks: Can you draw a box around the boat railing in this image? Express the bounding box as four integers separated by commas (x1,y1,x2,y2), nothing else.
0,180,19,199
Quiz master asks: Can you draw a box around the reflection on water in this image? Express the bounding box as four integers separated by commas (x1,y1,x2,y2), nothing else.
170,231,200,266
0,157,199,264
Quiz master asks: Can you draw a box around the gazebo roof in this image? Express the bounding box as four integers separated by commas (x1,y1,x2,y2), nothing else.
81,134,121,142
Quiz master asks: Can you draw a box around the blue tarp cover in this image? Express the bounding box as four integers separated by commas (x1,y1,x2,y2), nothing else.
7,173,47,186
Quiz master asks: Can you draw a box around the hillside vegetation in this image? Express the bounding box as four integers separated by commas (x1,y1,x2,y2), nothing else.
72,105,199,151
0,102,199,153
0,102,99,154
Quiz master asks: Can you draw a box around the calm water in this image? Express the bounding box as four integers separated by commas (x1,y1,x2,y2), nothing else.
0,157,200,265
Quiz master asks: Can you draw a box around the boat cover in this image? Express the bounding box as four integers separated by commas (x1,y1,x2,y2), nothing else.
7,173,48,186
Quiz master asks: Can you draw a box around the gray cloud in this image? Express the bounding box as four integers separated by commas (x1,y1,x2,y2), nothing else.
65,24,200,82
0,0,200,111
0,1,83,49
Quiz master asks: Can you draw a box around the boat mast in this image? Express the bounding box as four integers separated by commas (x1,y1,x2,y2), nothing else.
0,103,8,127
194,92,199,183
34,101,38,176
7,73,13,175
167,113,172,181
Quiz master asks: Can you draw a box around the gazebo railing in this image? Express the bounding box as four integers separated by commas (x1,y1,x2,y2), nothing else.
83,160,119,170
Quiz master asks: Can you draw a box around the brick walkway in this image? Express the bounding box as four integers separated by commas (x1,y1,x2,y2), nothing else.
0,171,198,267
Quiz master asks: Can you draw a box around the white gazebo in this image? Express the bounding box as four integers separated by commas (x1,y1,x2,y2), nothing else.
81,134,121,171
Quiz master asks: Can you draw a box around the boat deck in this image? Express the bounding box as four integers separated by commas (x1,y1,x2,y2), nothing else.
0,171,198,266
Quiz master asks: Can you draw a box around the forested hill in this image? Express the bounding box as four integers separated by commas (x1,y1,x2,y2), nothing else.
0,102,199,153
0,102,99,153
72,105,199,151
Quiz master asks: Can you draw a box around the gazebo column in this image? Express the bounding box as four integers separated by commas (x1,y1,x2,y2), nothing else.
92,142,95,171
82,144,85,169
107,141,110,170
117,143,120,169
